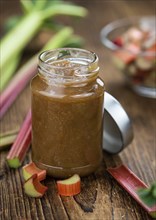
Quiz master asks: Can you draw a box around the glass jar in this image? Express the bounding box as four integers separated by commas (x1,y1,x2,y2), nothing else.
31,48,105,178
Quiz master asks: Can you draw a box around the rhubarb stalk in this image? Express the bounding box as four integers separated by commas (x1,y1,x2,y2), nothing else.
107,165,156,218
0,0,87,89
7,110,31,168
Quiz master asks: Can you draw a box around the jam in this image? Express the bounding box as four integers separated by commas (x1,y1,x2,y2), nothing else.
31,48,105,178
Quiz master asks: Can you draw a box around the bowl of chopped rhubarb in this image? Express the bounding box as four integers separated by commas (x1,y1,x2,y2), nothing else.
101,16,156,98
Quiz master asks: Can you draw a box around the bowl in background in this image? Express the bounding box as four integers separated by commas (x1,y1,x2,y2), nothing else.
101,16,156,98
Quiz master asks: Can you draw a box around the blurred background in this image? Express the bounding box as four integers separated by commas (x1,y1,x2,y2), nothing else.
1,0,155,93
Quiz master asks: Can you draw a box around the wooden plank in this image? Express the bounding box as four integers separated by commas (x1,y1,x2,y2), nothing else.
0,0,155,220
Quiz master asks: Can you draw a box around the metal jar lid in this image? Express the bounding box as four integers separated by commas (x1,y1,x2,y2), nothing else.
103,92,134,154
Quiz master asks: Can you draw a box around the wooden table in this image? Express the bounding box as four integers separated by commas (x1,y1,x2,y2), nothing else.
0,0,155,219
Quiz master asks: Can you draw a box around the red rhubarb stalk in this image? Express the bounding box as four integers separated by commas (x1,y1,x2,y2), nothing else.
7,110,31,168
107,165,156,217
0,57,37,119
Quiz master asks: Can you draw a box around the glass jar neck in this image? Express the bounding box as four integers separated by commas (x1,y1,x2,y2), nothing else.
38,48,99,86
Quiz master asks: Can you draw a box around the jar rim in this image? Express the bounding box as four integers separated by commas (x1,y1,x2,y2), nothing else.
38,48,99,84
39,48,98,70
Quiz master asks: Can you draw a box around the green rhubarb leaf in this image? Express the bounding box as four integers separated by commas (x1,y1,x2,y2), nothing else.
137,182,156,207
7,157,21,168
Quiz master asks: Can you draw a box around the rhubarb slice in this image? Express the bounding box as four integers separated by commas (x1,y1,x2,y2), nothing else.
113,37,123,47
124,27,144,43
24,174,48,198
57,174,81,196
22,162,46,181
107,165,156,217
7,110,31,168
136,57,153,70
113,44,140,69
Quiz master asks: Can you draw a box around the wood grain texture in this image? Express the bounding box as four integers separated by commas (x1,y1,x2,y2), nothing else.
0,0,155,220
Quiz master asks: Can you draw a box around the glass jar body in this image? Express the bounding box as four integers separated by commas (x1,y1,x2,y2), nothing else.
31,48,105,178
31,75,104,178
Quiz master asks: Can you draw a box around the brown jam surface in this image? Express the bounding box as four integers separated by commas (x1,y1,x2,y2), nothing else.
31,60,104,178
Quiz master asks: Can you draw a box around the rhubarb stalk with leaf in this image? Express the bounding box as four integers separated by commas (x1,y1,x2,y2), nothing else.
0,0,87,90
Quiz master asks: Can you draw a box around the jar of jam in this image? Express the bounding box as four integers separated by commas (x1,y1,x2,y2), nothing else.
31,48,105,178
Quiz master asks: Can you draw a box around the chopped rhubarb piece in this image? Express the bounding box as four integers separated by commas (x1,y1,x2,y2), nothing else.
124,27,144,43
113,50,135,69
24,174,48,198
7,110,31,168
113,43,140,69
22,162,46,181
136,57,153,70
113,37,123,47
107,165,156,217
57,174,81,196
126,43,141,54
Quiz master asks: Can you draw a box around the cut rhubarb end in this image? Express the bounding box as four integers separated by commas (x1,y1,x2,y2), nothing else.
57,174,81,196
24,174,48,198
6,110,32,168
22,162,46,181
7,157,21,168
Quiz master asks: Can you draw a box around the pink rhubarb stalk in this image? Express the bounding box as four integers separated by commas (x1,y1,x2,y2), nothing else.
7,110,32,168
0,57,37,119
